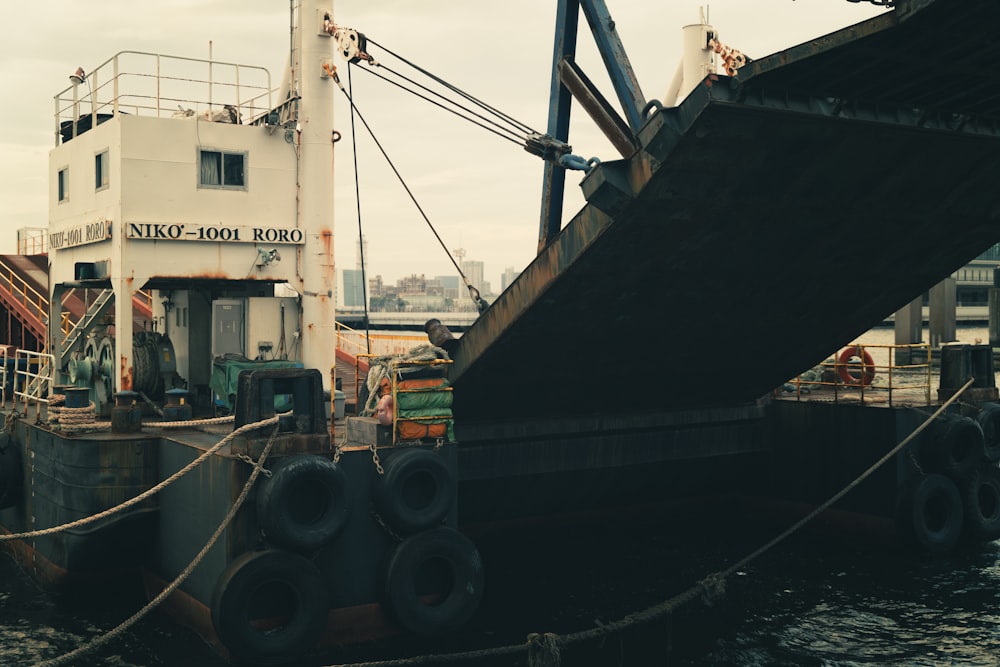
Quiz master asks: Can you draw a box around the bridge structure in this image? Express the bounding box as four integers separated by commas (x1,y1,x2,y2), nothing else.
447,0,1000,424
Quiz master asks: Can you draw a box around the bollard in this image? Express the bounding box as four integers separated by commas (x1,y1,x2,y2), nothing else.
424,318,458,354
111,390,142,433
64,387,91,409
163,388,193,422
939,343,999,403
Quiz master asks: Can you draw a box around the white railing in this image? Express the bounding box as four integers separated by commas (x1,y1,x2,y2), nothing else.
14,350,54,420
0,347,7,406
54,51,273,145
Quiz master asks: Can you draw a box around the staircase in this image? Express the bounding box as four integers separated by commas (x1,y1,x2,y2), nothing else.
61,290,113,367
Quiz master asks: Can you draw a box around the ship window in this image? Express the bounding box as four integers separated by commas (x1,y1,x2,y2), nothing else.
57,167,69,202
199,150,246,189
95,150,109,191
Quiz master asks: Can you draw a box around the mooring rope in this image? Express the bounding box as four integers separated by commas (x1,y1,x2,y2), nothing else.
323,377,977,667
35,422,280,667
0,414,278,542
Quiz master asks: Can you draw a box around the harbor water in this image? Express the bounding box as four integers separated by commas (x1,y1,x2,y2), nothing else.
4,325,999,666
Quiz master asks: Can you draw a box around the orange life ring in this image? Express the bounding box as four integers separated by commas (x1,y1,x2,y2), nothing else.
837,346,875,386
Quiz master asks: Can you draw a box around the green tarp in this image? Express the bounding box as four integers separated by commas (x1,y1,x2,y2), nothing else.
211,358,302,410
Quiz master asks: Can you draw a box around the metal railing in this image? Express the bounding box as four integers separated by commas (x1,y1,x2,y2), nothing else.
788,342,933,406
335,321,431,358
0,347,7,406
17,227,47,255
54,51,273,145
14,350,54,420
0,258,50,332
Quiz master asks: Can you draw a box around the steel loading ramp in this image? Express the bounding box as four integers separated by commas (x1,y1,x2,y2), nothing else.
448,0,1000,420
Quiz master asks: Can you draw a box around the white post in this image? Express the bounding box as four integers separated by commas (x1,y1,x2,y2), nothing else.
293,0,337,392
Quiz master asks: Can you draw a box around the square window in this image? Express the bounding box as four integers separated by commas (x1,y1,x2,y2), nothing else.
199,150,246,189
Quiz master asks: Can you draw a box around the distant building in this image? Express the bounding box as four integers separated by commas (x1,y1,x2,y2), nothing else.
342,269,365,308
461,259,485,294
436,275,460,301
953,243,1000,306
501,266,520,293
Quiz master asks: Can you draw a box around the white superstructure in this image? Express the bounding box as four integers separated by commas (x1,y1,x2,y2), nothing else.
47,1,339,406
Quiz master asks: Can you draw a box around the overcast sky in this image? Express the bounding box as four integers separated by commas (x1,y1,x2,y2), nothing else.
0,1,887,291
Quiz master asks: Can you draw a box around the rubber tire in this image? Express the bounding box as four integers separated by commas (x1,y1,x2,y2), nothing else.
380,527,484,636
901,474,964,553
0,432,22,509
211,549,328,666
976,403,1000,462
961,466,1000,541
922,415,982,481
375,448,454,534
256,455,351,552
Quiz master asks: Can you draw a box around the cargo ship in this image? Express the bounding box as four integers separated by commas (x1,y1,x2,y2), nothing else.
3,0,1000,664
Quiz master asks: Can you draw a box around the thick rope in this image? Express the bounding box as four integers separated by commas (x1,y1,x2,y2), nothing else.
43,394,236,433
324,377,976,667
35,423,280,667
0,414,279,542
143,415,236,428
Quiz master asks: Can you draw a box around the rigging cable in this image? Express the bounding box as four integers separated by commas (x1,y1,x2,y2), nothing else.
328,66,489,314
351,65,525,147
347,64,372,353
366,37,538,136
331,25,585,171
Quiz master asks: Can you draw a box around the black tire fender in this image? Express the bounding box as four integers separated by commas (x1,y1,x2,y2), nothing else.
375,448,454,534
256,455,351,552
211,549,328,666
380,527,484,636
961,466,1000,541
899,473,964,553
976,403,1000,462
922,415,982,481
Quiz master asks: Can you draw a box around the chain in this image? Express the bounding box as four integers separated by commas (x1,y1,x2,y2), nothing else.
333,433,346,465
236,452,272,477
369,442,385,475
433,437,444,451
370,509,403,542
3,409,18,434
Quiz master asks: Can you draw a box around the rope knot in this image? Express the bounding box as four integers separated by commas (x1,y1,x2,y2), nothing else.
527,631,562,667
698,572,726,607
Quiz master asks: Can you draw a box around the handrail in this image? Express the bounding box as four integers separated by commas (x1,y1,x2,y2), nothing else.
0,347,7,406
335,321,432,358
54,50,273,145
790,342,933,406
14,349,54,421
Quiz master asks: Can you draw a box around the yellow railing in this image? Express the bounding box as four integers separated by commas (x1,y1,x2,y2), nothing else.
789,342,933,406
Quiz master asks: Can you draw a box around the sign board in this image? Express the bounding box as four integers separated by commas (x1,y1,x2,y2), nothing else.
49,219,112,250
126,222,305,244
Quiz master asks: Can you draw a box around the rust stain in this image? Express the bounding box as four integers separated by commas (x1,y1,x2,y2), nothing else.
120,354,133,391
187,271,233,280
